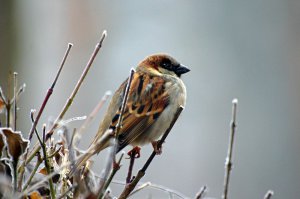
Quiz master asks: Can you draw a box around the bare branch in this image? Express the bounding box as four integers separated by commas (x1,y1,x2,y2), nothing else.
46,30,107,139
195,185,207,199
118,106,184,199
222,98,238,199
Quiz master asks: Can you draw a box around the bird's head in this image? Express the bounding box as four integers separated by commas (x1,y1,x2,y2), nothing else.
137,54,190,78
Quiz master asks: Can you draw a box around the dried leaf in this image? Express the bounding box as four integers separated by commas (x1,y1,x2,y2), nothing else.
1,128,29,161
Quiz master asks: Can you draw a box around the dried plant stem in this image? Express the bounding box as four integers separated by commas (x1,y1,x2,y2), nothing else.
118,106,184,199
13,72,17,131
129,182,151,197
264,190,274,199
22,153,42,190
195,185,207,199
222,99,238,199
96,141,116,198
41,125,55,199
26,31,106,170
114,68,135,138
18,43,73,180
46,31,107,139
98,152,124,199
126,149,137,184
74,91,111,146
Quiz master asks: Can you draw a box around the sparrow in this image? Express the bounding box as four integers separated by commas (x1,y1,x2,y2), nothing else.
71,53,189,174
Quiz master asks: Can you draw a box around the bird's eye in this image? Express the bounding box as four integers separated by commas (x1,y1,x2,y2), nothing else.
160,59,172,69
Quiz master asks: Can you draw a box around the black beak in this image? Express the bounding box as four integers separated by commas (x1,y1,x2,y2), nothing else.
175,64,190,76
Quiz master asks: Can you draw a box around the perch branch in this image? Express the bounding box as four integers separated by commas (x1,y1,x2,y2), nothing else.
99,152,124,199
118,106,184,199
222,98,238,199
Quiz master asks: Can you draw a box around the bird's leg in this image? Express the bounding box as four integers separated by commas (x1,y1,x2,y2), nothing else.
126,146,140,183
151,141,163,155
127,146,141,158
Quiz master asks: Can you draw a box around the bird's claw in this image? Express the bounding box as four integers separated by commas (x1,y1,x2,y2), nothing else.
152,141,163,155
127,146,141,158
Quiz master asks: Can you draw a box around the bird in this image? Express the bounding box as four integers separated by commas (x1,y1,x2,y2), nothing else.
71,53,190,175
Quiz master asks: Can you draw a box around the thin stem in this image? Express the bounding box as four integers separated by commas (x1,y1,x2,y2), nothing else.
28,43,73,142
74,91,111,145
126,149,137,184
22,152,43,190
19,43,73,176
41,125,55,199
222,98,238,199
100,152,124,199
118,106,184,199
96,140,116,197
264,190,274,199
13,72,17,130
26,31,106,167
114,69,135,137
195,185,207,199
6,102,10,127
46,31,107,139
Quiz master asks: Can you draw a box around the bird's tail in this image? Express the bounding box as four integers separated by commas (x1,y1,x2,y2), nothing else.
68,130,114,177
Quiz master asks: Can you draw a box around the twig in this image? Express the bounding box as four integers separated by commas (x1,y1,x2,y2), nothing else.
129,182,151,197
73,91,111,146
112,180,188,199
13,72,17,131
118,106,184,199
195,186,207,199
264,190,274,199
22,152,43,190
18,43,73,178
99,152,125,199
68,129,114,177
222,98,238,199
25,30,107,174
46,30,107,139
41,124,55,199
126,149,137,184
96,140,116,198
114,68,135,138
28,43,72,142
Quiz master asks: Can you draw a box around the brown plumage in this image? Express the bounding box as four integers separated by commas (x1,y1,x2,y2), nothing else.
71,53,190,175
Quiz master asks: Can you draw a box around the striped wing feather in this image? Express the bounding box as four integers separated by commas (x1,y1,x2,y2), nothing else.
109,72,170,151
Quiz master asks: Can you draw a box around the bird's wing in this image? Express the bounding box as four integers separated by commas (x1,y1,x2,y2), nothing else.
109,72,170,151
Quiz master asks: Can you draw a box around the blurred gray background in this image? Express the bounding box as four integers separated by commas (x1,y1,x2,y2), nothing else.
1,1,300,198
